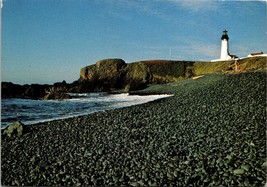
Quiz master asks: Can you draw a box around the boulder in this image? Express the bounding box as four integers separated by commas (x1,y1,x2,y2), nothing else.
3,121,28,137
44,92,72,100
44,87,72,100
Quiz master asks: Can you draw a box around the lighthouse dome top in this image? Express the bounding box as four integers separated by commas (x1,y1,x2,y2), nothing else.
221,29,229,40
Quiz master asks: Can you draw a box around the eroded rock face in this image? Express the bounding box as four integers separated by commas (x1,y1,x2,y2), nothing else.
123,63,152,91
3,121,28,137
96,59,127,88
79,59,152,91
80,64,97,80
124,63,152,84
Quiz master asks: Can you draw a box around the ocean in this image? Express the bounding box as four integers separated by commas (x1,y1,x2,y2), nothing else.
1,93,172,129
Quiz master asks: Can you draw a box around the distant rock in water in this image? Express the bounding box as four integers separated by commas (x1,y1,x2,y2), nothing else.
2,82,26,98
44,87,72,100
1,82,49,99
3,121,28,137
23,84,49,99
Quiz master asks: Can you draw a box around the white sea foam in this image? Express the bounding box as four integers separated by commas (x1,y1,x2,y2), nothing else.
1,93,173,128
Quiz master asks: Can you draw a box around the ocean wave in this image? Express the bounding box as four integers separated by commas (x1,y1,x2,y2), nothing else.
1,93,173,128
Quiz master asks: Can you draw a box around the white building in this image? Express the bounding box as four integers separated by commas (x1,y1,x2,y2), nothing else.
212,30,238,62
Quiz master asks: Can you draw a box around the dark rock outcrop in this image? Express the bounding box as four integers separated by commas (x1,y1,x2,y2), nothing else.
80,58,152,92
140,60,195,83
79,59,198,92
81,59,126,87
124,62,152,84
23,84,50,99
44,87,72,100
95,58,127,88
2,82,26,98
123,62,152,91
2,82,50,99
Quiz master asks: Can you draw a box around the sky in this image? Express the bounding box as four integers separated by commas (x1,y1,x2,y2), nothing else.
1,0,266,84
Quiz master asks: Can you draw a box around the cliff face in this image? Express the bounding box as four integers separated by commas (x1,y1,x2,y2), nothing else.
79,56,267,92
80,59,126,88
79,59,153,91
79,59,195,91
139,60,195,83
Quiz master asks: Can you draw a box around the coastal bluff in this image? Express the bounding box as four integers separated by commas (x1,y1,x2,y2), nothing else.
1,56,266,99
79,56,266,92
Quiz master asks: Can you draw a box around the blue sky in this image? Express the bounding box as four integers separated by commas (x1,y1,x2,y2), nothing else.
2,0,266,84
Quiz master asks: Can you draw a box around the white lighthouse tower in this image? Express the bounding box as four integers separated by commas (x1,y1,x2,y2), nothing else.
212,29,237,62
220,29,231,60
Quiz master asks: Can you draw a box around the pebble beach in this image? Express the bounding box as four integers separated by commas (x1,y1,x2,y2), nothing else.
1,72,266,186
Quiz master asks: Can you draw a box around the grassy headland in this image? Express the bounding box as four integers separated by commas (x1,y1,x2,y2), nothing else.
2,57,266,99
80,56,266,92
1,71,266,186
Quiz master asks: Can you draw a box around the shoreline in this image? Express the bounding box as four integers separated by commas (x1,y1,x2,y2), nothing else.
2,72,266,186
25,94,173,132
1,93,173,129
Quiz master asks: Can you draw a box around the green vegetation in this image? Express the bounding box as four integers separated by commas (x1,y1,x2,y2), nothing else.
139,74,225,94
138,60,194,83
238,57,267,71
140,60,187,77
193,57,266,75
193,61,233,75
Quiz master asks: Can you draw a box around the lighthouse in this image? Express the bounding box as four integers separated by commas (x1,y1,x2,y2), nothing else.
220,30,231,60
211,29,238,62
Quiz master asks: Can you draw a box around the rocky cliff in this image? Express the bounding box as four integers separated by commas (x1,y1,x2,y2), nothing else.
79,59,153,92
79,56,267,92
79,59,197,91
2,57,266,99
